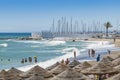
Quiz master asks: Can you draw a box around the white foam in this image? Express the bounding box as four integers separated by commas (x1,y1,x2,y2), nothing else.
17,40,120,71
0,43,8,47
47,40,66,46
18,47,79,71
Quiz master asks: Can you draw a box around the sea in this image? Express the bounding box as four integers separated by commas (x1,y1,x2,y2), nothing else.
0,33,120,71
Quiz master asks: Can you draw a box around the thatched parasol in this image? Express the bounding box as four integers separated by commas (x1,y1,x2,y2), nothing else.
100,57,113,67
50,68,91,80
7,67,23,75
20,65,53,78
106,73,120,80
50,63,69,75
74,61,92,72
114,65,120,72
46,62,60,71
69,60,80,68
81,62,118,75
0,70,11,80
104,56,114,61
25,74,44,80
112,58,120,66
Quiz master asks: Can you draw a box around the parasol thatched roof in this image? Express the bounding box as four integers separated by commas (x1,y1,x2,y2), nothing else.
46,62,60,71
50,63,69,75
81,62,118,75
74,61,92,72
112,58,120,66
20,65,53,78
0,70,11,80
104,56,114,61
25,74,44,80
114,65,120,72
100,57,113,67
50,68,91,80
106,73,120,80
7,67,23,75
69,60,80,68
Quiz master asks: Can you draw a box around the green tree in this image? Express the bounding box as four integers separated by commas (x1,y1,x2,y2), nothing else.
104,22,112,37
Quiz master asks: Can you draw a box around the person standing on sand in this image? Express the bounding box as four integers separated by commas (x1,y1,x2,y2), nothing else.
65,58,70,65
61,59,64,64
74,51,76,60
107,49,111,55
88,49,91,57
96,54,100,62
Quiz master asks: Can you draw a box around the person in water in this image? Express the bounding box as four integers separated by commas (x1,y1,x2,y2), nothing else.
21,58,24,64
28,57,32,62
25,58,27,63
34,56,38,63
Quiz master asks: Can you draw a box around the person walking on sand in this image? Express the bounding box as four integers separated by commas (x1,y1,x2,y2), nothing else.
91,49,95,57
107,49,111,55
96,54,100,62
88,49,91,57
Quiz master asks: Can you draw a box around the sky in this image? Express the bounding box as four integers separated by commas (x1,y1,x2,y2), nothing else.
0,0,120,32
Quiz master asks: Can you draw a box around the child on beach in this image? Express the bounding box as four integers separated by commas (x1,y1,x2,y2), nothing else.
96,54,100,62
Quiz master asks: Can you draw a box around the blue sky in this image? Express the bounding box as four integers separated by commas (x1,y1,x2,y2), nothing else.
0,0,120,32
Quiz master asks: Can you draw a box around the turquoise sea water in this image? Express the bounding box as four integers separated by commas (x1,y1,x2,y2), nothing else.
0,39,92,70
0,33,119,71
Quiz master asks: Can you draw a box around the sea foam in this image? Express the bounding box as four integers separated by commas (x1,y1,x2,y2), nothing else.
0,43,8,47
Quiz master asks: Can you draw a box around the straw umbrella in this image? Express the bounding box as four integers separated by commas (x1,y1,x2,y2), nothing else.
74,61,92,72
7,67,23,79
104,56,114,61
20,65,53,78
46,62,60,71
25,74,44,80
112,58,120,66
106,73,120,80
50,63,69,75
100,57,113,67
82,62,118,80
7,67,23,75
69,60,80,68
50,68,91,80
0,70,11,80
114,65,120,72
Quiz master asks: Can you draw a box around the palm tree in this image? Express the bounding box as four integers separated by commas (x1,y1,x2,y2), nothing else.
104,22,112,37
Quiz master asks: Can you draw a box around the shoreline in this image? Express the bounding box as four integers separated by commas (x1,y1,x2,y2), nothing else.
13,39,120,71
1,38,120,72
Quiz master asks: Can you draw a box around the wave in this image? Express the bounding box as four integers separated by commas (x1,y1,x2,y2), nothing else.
47,40,66,46
0,43,8,47
17,40,120,71
18,47,79,71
